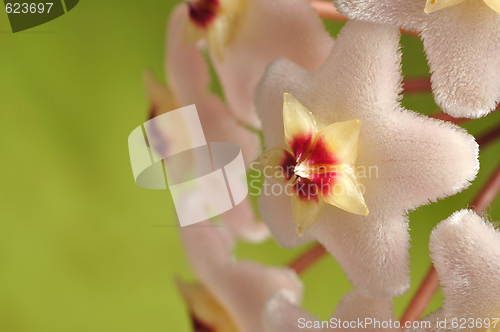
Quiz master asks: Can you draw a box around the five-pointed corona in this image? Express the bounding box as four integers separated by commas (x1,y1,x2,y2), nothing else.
260,93,369,236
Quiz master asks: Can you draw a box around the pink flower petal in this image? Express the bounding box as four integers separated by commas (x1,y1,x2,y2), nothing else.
335,0,500,118
181,221,302,332
256,20,478,296
212,0,334,127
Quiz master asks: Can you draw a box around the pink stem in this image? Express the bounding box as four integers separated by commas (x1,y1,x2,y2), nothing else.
310,1,420,37
402,78,431,94
400,161,500,325
429,112,469,124
288,243,327,275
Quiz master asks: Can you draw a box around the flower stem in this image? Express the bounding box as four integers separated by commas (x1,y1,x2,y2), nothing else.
400,161,500,325
288,243,327,274
310,0,347,22
399,266,439,326
402,78,431,94
429,112,469,124
471,162,500,214
310,0,420,37
477,122,500,149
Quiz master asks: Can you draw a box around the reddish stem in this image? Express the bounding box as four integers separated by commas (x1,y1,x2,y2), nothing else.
310,0,347,22
310,1,420,37
429,112,469,124
400,161,500,325
471,163,500,214
288,243,327,274
402,78,431,94
477,123,500,149
400,266,439,327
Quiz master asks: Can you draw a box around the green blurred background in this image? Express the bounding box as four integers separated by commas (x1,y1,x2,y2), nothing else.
1,1,499,331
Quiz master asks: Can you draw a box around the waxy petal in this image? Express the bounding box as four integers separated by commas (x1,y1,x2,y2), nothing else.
334,292,398,332
256,20,478,296
320,167,369,216
207,16,231,62
407,210,500,331
484,0,500,13
259,179,315,248
259,146,295,183
308,119,361,166
176,279,240,332
290,189,325,236
167,6,260,166
264,290,397,332
165,6,265,242
263,290,320,332
335,0,500,118
181,221,303,332
430,210,500,322
283,93,317,161
424,0,465,13
211,0,333,127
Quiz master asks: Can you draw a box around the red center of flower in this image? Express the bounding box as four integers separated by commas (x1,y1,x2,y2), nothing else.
281,135,339,202
187,0,220,29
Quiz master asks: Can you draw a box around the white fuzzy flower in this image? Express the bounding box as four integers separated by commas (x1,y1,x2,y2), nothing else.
181,0,333,127
255,20,479,297
263,289,397,331
335,0,500,119
407,209,500,332
178,222,302,332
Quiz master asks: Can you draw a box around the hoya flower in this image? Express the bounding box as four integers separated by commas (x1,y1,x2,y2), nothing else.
255,20,479,296
334,0,500,119
148,6,267,242
260,93,368,236
406,209,500,331
264,289,397,331
178,221,302,332
184,0,245,62
180,0,333,127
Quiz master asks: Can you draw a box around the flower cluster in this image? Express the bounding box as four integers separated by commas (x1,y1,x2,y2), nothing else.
149,0,500,330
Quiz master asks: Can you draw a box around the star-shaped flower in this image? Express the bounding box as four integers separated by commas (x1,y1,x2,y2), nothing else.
260,93,368,236
335,0,500,119
255,20,479,296
178,221,302,332
406,209,500,332
148,6,267,242
178,0,333,127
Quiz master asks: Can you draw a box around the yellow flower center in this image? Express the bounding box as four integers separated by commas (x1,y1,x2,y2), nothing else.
424,0,500,14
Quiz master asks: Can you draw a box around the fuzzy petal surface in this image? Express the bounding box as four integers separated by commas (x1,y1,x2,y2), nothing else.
407,209,500,331
219,198,269,243
335,0,500,118
181,221,303,332
264,290,397,331
256,20,478,296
